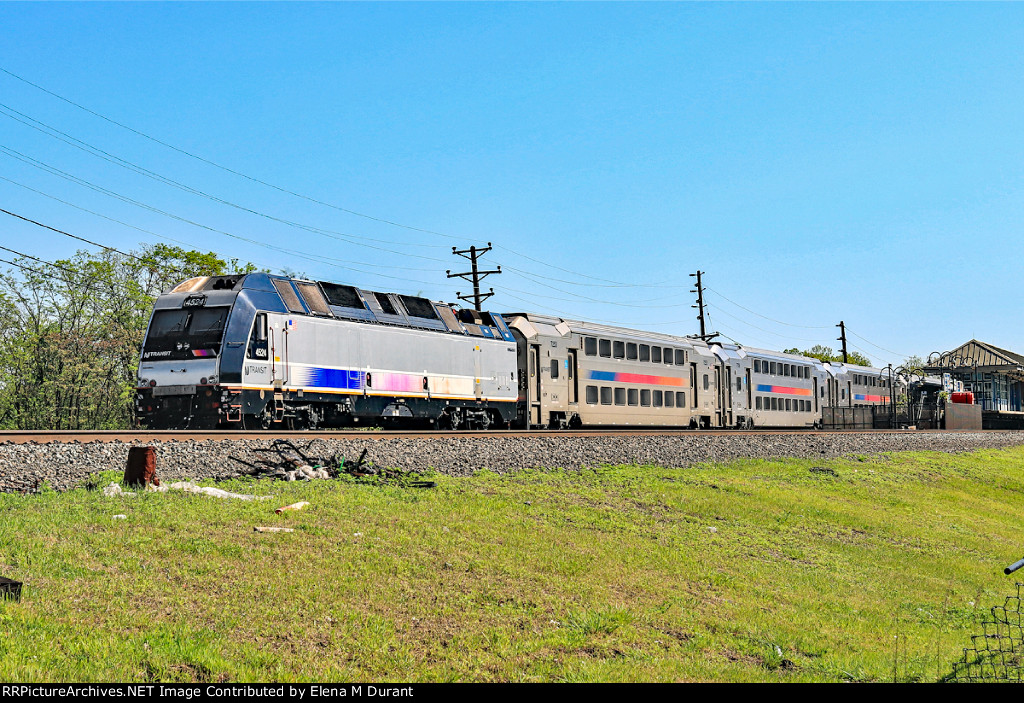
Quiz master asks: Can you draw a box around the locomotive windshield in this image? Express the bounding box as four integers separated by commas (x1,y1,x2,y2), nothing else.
142,307,230,360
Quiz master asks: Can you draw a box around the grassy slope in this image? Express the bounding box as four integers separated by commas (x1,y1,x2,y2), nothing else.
2,446,1024,682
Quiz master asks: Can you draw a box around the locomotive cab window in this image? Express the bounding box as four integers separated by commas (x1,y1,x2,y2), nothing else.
144,307,230,361
247,313,269,360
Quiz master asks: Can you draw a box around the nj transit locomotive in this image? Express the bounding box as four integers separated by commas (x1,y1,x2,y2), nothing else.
135,274,899,430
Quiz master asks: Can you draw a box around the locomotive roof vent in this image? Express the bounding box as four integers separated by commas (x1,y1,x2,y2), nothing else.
170,275,245,293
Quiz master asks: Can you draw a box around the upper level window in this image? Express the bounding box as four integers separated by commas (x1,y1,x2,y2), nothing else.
639,345,650,362
584,337,597,356
626,343,637,360
652,347,662,363
613,341,625,359
599,339,611,357
675,349,686,365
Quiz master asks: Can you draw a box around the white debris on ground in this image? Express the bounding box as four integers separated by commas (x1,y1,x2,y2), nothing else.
101,481,272,501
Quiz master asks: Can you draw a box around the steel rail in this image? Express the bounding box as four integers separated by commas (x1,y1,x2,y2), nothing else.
0,428,1007,444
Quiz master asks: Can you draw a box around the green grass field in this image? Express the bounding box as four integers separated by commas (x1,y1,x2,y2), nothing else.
2,446,1024,682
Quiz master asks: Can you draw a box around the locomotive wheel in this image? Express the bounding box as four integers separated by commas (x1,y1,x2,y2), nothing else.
242,408,273,431
448,408,463,431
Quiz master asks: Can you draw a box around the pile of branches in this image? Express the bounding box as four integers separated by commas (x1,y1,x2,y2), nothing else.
230,440,434,487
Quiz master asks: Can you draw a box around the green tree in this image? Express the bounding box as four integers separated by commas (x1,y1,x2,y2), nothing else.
0,244,253,430
781,344,872,367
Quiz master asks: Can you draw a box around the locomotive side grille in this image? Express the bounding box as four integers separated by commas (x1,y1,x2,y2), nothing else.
294,281,332,316
272,279,306,313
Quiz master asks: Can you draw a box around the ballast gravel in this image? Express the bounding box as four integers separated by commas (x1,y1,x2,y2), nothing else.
2,431,1024,493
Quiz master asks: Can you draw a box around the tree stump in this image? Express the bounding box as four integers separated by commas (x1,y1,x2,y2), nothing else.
124,446,159,487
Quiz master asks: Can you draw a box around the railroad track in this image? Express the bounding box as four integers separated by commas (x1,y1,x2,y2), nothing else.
0,428,1001,444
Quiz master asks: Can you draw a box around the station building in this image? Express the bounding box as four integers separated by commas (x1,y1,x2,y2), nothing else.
924,340,1024,413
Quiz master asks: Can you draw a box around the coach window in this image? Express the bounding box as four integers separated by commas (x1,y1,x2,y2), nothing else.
626,342,638,360
551,360,559,379
599,339,611,357
676,391,686,407
756,397,762,410
785,399,791,411
615,388,626,406
703,374,709,391
652,347,662,363
601,387,612,405
653,390,663,407
770,362,776,375
736,378,742,392
675,349,686,365
639,345,650,362
586,386,598,404
584,337,597,356
641,389,651,406
771,397,778,411
613,341,625,359
665,392,674,408
664,348,673,365
627,388,638,406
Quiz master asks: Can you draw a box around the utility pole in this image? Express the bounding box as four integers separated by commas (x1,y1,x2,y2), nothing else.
837,321,849,363
446,243,501,311
689,270,718,342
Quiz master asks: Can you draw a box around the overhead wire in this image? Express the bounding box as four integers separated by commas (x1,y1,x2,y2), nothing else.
0,174,441,274
0,149,449,288
705,286,835,329
0,65,683,291
0,106,453,262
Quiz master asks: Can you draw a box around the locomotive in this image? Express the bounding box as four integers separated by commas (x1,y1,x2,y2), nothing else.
135,273,898,430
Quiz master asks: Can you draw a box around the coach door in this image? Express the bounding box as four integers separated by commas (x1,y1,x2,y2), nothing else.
813,377,819,412
568,349,578,405
529,344,542,426
719,366,732,427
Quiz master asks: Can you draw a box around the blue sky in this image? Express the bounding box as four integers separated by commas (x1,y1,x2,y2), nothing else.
2,2,1023,367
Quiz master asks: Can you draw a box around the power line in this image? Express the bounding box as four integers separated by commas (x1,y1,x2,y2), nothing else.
0,174,441,275
0,66,688,292
846,328,913,360
0,107,453,262
0,149,448,288
705,286,835,329
0,66,468,242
